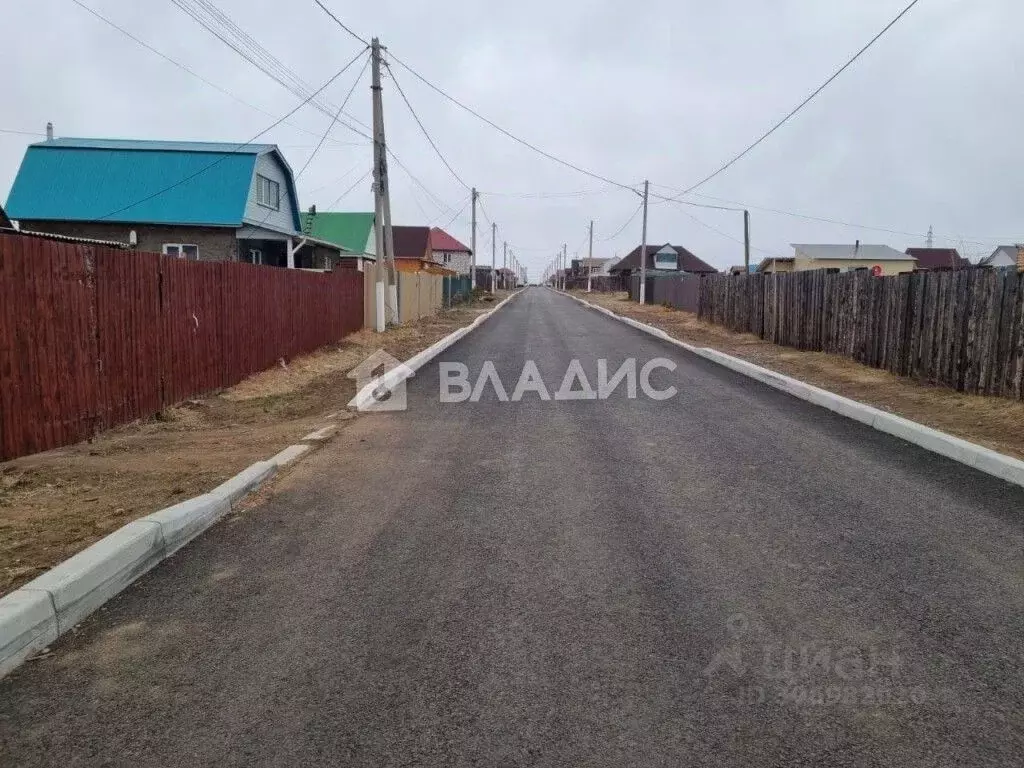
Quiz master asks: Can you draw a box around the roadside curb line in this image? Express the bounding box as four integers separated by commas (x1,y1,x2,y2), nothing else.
348,290,523,411
0,437,330,679
562,290,1024,491
0,293,527,679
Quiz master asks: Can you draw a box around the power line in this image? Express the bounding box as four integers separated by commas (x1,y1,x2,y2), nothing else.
70,0,371,153
170,0,372,136
311,0,370,47
652,185,1017,247
676,206,779,257
437,197,471,230
163,0,459,215
668,0,924,198
0,128,45,137
325,168,372,209
385,62,471,191
481,186,615,199
601,202,644,242
304,161,365,195
95,48,367,221
70,0,460,221
294,54,369,181
382,51,638,193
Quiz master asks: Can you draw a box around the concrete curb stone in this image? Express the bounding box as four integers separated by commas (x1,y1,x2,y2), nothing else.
564,290,1024,491
209,461,277,507
269,444,312,468
0,294,529,679
348,289,523,411
0,589,59,678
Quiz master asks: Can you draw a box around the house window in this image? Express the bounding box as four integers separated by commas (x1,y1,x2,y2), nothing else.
653,247,677,270
256,174,280,210
163,244,199,261
248,249,263,265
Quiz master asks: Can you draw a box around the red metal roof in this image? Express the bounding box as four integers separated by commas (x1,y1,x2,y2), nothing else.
904,247,965,270
429,227,471,253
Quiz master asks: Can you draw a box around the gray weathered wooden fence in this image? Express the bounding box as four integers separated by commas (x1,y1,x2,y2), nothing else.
696,269,1024,399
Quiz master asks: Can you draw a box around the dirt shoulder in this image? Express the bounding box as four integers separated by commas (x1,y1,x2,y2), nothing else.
0,293,512,595
573,290,1024,461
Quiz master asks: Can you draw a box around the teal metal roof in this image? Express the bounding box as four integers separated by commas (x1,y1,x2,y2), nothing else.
4,138,300,230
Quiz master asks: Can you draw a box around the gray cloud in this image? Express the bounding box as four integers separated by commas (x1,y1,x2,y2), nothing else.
2,0,1021,275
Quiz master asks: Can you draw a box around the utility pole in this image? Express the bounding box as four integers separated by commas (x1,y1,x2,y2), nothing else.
561,243,567,290
638,179,650,305
743,209,751,273
370,38,398,329
587,219,594,293
490,222,496,293
497,241,505,292
470,187,478,289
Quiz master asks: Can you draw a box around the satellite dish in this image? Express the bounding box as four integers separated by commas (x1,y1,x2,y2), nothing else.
871,264,883,277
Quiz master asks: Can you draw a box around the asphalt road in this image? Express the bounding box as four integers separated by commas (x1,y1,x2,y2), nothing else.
2,287,1023,767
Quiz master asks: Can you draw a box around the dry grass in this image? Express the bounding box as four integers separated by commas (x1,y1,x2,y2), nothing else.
575,291,1024,461
0,296,502,595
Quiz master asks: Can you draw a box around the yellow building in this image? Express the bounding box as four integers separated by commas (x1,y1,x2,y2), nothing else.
757,244,918,275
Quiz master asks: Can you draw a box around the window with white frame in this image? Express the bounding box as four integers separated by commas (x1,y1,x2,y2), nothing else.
163,244,199,261
248,249,263,265
255,174,280,210
653,246,678,270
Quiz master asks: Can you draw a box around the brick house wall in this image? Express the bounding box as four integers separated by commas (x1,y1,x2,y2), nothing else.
18,221,240,261
433,250,472,275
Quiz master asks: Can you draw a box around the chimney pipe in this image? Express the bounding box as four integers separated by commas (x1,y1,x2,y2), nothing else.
45,122,53,141
855,239,860,255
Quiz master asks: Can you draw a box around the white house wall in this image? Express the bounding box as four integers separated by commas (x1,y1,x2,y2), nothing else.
244,153,297,235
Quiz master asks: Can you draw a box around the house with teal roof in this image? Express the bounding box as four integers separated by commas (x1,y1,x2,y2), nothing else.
4,137,342,268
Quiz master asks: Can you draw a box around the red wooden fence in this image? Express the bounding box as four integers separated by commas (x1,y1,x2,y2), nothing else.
0,233,363,460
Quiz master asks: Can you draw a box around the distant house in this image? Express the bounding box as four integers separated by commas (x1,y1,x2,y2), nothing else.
571,257,614,278
608,243,717,278
300,210,377,271
757,244,917,276
728,264,758,275
905,247,968,271
392,225,454,274
429,227,472,274
5,137,341,268
979,245,1022,270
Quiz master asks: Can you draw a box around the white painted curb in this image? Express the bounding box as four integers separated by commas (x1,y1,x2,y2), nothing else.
301,425,338,443
563,291,1024,490
0,291,528,678
269,444,312,468
0,589,59,678
210,461,277,507
0,455,287,679
348,290,523,411
141,494,231,557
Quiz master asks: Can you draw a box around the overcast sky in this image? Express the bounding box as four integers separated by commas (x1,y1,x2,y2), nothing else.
2,0,1021,276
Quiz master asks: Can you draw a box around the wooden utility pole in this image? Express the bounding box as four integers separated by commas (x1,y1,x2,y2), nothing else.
638,180,650,304
470,187,478,288
743,209,751,273
587,219,594,293
370,37,398,328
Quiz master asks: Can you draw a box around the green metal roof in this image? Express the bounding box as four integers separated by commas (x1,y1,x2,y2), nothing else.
300,211,375,255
